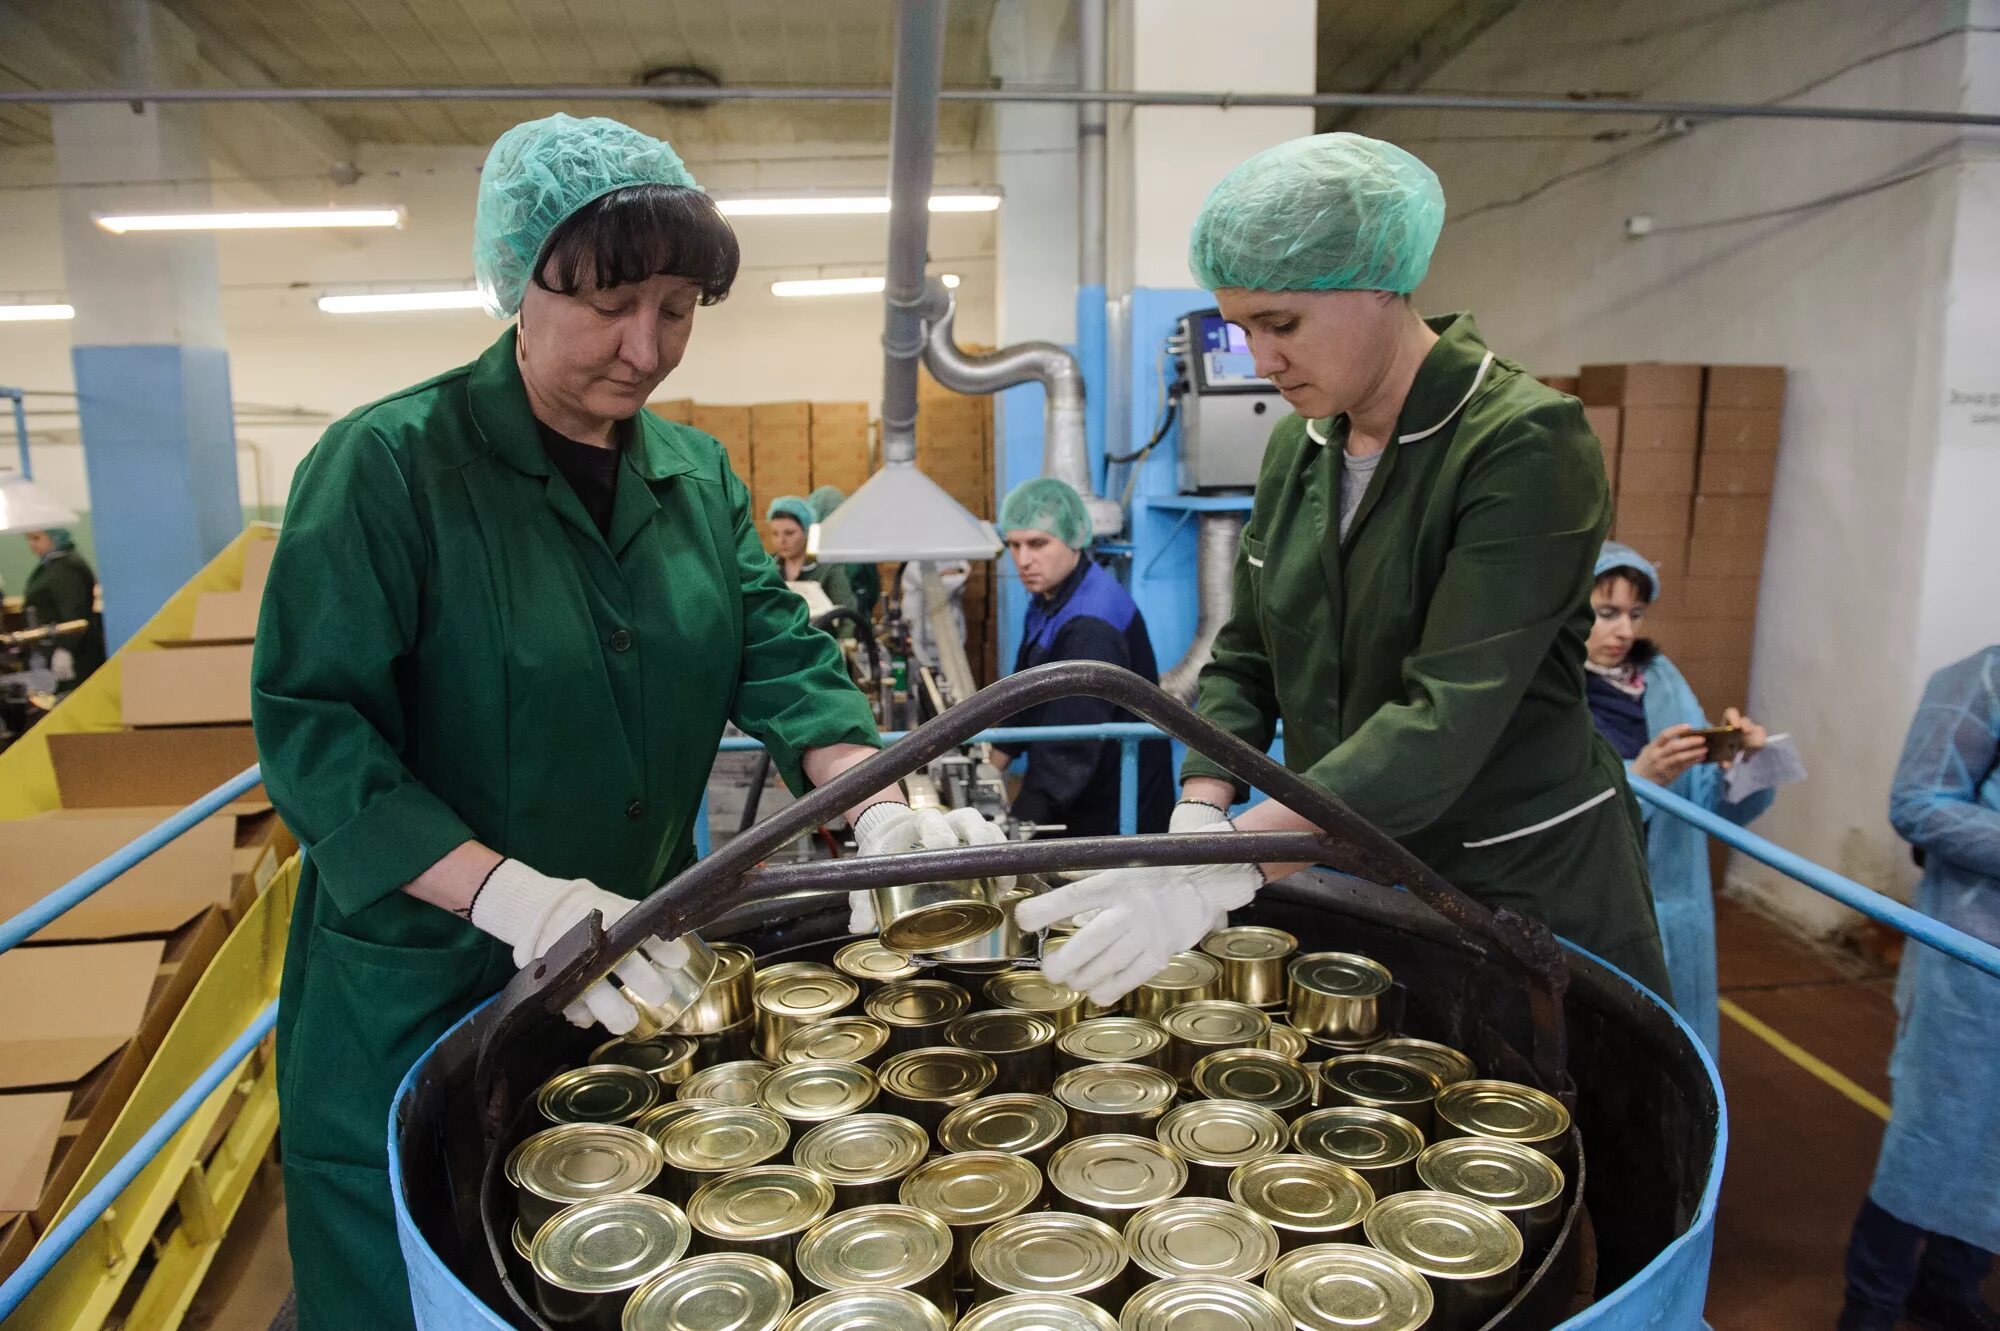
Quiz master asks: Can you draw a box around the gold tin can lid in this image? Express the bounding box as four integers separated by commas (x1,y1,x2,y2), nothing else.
1264,1243,1435,1331
1057,1017,1169,1066
758,1060,879,1124
1053,1063,1177,1120
781,1016,892,1066
1190,1049,1314,1114
679,1059,778,1106
757,972,860,1024
658,1104,791,1174
1139,951,1223,995
1435,1079,1571,1145
1264,1025,1309,1060
1319,1056,1441,1110
958,1293,1120,1331
1417,1137,1564,1212
1118,1277,1292,1331
1364,1190,1524,1281
970,1211,1127,1296
865,978,972,1028
512,1216,537,1262
1199,926,1298,964
947,1009,1057,1057
1159,1000,1271,1050
590,1034,699,1084
938,1093,1069,1157
1046,1134,1186,1214
1287,952,1392,999
689,1165,835,1243
1290,1108,1425,1172
511,1124,662,1208
1125,1197,1279,1282
835,939,922,986
879,1046,997,1106
623,1252,793,1331
778,1288,950,1331
986,970,1085,1014
1369,1037,1477,1088
796,1203,952,1291
1155,1100,1288,1168
899,1150,1043,1225
792,1113,929,1186
537,1064,661,1125
633,1097,730,1148
755,960,839,988
531,1193,689,1295
711,941,757,978
1227,1155,1374,1236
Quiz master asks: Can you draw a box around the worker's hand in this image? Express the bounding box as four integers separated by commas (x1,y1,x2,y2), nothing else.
1722,707,1768,762
1015,858,1264,1006
469,860,694,1035
1633,724,1708,786
848,804,1012,932
1170,798,1233,833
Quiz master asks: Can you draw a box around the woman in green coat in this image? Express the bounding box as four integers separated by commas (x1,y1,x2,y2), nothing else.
1023,133,1668,1005
768,493,857,618
251,114,1002,1331
21,528,104,685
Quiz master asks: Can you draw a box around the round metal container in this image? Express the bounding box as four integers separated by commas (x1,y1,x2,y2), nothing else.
755,971,859,1062
623,1251,792,1331
1227,1154,1374,1251
986,970,1088,1030
872,879,1005,953
1046,1134,1186,1232
1317,1056,1442,1136
1370,1036,1477,1088
512,1216,537,1264
688,1014,759,1070
688,1165,835,1278
632,1097,729,1150
678,1059,777,1107
590,1035,698,1089
779,1287,949,1331
970,1210,1129,1310
756,961,840,986
947,1009,1059,1084
623,933,721,1040
758,1059,878,1126
1263,1024,1309,1061
1263,1242,1435,1331
1434,1079,1574,1168
900,1149,1044,1279
671,941,756,1036
958,1293,1120,1331
834,939,921,992
1154,1101,1289,1199
1285,952,1392,1043
1158,1001,1271,1083
657,1104,791,1205
1053,1063,1178,1138
795,1203,954,1318
1418,1137,1565,1255
1290,1108,1425,1198
1122,952,1222,1023
791,1113,929,1209
1363,1191,1523,1331
864,979,972,1054
529,1193,689,1331
876,1046,998,1132
1038,937,1119,1020
780,1016,892,1068
1056,1017,1169,1072
1125,1197,1279,1283
1118,1277,1292,1331
1200,926,1298,1008
508,1123,663,1236
536,1064,661,1126
938,1093,1070,1168
921,882,1038,966
1189,1049,1314,1121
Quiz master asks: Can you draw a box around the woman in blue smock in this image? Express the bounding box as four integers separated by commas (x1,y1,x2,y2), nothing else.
1583,542,1775,1053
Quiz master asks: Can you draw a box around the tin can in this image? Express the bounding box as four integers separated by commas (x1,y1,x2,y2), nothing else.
1285,953,1392,1043
1125,1196,1279,1283
900,1149,1044,1279
529,1193,690,1331
1262,1243,1435,1331
756,971,859,1062
1434,1079,1574,1169
1057,1018,1169,1072
779,1287,950,1331
920,882,1038,967
969,1210,1129,1310
1046,1134,1187,1232
671,942,756,1036
1122,952,1222,1023
590,1034,698,1089
780,1016,893,1068
623,933,722,1040
758,1059,879,1127
1189,1049,1315,1121
1317,1056,1441,1136
871,879,1006,953
834,939,922,992
1227,1154,1374,1251
1118,1277,1293,1331
947,1009,1059,1084
1053,1063,1178,1138
795,1203,955,1318
958,1293,1120,1331
508,1123,664,1236
1154,1100,1289,1199
791,1113,930,1209
1290,1107,1425,1198
986,970,1088,1030
537,1064,661,1125
1158,1001,1271,1083
864,979,972,1054
1263,1024,1309,1061
688,1165,835,1281
938,1093,1070,1168
632,1097,729,1150
1363,1191,1523,1331
1200,927,1298,1008
656,1104,791,1204
689,1014,759,1069
1370,1036,1477,1088
1417,1137,1565,1256
1038,937,1117,1019
623,1251,793,1331
678,1059,777,1107
877,1046,998,1132
755,961,841,986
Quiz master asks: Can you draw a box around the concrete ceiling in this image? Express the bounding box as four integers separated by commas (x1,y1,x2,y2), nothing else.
1316,0,1525,128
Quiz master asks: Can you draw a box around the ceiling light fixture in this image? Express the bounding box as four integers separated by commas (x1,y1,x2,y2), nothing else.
0,304,75,322
716,193,1000,218
95,208,405,234
317,289,486,314
772,274,959,299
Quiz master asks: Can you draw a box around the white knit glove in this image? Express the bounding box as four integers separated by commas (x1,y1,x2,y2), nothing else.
470,860,693,1035
848,803,1012,932
1170,798,1233,833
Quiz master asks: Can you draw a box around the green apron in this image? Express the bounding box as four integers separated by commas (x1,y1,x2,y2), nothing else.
1183,315,1668,993
252,330,879,1331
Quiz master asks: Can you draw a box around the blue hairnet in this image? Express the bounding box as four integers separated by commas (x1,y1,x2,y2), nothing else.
766,496,816,529
808,486,846,521
999,477,1091,549
474,113,701,318
1596,541,1661,603
39,527,74,550
1187,133,1445,293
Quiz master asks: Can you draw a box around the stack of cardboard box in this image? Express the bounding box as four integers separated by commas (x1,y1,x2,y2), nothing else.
749,403,814,545
915,374,996,681
810,403,874,498
688,404,752,491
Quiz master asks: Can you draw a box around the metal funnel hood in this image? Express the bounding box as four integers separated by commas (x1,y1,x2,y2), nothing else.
812,463,1000,562
0,476,79,535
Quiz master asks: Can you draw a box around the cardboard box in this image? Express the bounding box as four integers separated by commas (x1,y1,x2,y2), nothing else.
1677,655,1754,710
1675,575,1762,622
1582,405,1621,490
1704,365,1786,410
48,726,264,810
1697,448,1778,497
1648,543,1690,584
1691,494,1771,543
189,589,261,643
691,406,752,445
1687,534,1768,579
751,402,813,430
1698,407,1782,496
649,397,694,424
121,644,254,727
1540,375,1580,395
1616,448,1697,496
0,939,164,1089
1,1094,69,1216
1579,363,1705,407
0,810,236,940
1612,493,1692,545
811,422,872,450
811,402,869,429
720,440,753,484
238,539,277,599
753,422,811,450
0,1212,35,1284
1651,616,1756,664
1619,406,1700,453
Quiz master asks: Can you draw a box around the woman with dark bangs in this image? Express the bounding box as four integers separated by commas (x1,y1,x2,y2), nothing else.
249,114,1004,1330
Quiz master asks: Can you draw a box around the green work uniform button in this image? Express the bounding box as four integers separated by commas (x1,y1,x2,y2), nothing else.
626,800,643,821
609,629,634,652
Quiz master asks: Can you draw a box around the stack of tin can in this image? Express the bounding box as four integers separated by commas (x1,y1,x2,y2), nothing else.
502,921,1578,1331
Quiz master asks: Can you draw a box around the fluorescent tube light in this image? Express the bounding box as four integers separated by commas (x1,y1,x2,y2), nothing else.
318,289,486,314
95,208,405,234
715,193,1000,218
771,274,960,299
0,304,75,322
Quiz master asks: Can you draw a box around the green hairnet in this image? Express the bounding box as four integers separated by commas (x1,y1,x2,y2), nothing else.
999,477,1091,549
1188,132,1445,293
40,527,74,550
808,486,846,521
766,496,816,529
474,113,701,318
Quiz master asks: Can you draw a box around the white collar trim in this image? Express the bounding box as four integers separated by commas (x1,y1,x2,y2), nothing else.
1305,350,1497,448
